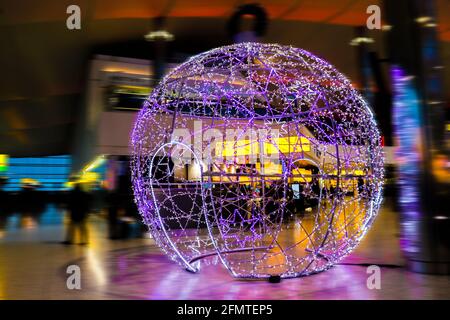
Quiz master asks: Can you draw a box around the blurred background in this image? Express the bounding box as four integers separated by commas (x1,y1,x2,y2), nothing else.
0,0,448,299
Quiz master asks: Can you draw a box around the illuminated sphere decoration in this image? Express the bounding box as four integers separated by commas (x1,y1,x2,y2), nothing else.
131,43,384,279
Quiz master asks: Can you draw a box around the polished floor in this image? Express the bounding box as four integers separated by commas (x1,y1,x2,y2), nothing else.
0,200,448,299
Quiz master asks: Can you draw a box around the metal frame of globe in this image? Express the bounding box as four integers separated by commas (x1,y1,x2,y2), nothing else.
131,42,384,279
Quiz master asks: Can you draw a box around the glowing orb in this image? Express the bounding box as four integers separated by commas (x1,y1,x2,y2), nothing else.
131,43,384,278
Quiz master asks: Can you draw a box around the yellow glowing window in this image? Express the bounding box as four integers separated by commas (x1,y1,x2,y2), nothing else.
225,139,259,157
265,137,310,154
217,136,310,157
261,162,282,175
331,169,365,176
291,168,312,183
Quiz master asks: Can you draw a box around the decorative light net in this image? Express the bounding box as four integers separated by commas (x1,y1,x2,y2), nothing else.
131,43,384,279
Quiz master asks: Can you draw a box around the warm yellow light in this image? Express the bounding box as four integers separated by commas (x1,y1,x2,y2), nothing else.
144,30,174,42
65,171,100,189
415,16,432,24
102,68,149,76
82,172,99,181
265,136,310,154
0,154,8,165
263,162,282,175
114,85,151,95
83,155,106,172
217,136,310,158
0,154,8,172
220,139,258,157
291,168,312,183
20,178,39,185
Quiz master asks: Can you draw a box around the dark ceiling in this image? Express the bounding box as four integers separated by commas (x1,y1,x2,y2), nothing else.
0,0,449,156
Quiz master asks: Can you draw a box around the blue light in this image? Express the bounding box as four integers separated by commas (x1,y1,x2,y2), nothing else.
1,155,72,192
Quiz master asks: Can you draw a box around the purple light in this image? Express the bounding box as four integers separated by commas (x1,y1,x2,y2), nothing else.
391,65,423,258
131,43,384,279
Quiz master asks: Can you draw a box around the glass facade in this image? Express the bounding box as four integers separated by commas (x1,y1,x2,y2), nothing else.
1,155,72,191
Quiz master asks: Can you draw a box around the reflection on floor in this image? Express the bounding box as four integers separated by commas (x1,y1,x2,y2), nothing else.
0,201,448,299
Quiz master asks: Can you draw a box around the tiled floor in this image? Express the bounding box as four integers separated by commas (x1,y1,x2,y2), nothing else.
0,201,448,299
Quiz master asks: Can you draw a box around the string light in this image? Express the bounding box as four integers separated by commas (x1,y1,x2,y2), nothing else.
131,43,384,279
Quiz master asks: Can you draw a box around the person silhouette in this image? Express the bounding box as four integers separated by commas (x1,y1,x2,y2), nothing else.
63,184,91,245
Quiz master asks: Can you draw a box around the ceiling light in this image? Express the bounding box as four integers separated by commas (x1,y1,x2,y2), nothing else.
349,37,374,46
424,22,437,28
415,16,432,24
144,30,174,42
